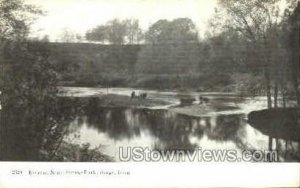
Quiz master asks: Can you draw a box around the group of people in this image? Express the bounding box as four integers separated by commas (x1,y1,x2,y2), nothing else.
131,91,147,100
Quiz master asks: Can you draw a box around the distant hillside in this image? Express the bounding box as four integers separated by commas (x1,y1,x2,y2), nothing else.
26,42,256,92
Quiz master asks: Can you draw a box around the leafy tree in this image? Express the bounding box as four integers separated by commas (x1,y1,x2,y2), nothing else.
0,0,60,160
86,25,108,43
0,0,57,107
86,19,143,44
145,19,170,44
211,0,297,108
169,18,199,43
145,18,198,44
124,19,143,44
285,1,300,105
0,0,42,40
209,0,299,151
106,19,127,44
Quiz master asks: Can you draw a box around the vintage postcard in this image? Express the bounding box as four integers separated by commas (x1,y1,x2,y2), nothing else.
0,0,299,187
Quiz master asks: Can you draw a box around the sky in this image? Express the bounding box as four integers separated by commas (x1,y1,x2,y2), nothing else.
25,0,217,42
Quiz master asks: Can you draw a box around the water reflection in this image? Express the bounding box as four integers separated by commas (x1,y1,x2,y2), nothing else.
62,97,263,161
1,97,298,162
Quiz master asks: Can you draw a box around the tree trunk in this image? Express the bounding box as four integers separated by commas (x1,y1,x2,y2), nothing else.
269,137,273,150
265,67,272,108
274,81,278,108
292,76,300,106
281,83,287,108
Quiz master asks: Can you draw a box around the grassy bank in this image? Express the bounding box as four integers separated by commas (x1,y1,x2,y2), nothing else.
51,141,114,162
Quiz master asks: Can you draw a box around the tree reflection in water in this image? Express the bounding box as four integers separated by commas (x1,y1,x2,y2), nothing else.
1,97,298,161
66,97,250,156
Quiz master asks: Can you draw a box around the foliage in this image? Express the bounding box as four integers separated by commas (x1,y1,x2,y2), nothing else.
123,19,143,44
285,1,300,104
86,18,143,44
51,141,113,162
86,25,107,43
2,41,57,108
0,0,42,40
145,18,198,44
59,28,80,43
0,0,63,160
210,0,299,107
0,0,57,108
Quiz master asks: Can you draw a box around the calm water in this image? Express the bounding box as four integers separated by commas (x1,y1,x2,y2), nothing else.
62,87,271,161
4,87,297,161
66,108,270,161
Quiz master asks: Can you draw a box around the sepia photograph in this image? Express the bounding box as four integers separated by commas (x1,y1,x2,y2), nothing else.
0,0,299,187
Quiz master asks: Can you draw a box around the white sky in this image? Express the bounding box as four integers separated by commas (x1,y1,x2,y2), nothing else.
25,0,217,41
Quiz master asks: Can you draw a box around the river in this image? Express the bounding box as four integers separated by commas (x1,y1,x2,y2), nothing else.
60,87,277,162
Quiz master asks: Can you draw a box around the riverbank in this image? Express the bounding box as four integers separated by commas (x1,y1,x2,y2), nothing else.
96,94,172,108
170,103,240,117
58,93,172,109
58,80,237,94
56,71,267,96
58,87,267,115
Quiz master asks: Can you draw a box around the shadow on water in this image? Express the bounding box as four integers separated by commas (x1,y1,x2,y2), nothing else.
248,108,300,141
248,108,300,161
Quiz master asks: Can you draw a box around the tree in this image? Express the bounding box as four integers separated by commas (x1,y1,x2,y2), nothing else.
59,28,76,42
145,19,171,44
169,18,199,43
106,19,128,44
0,0,60,160
211,0,299,152
86,19,143,44
0,0,42,40
286,1,300,105
124,19,143,44
145,18,198,44
0,0,57,107
41,35,49,42
86,25,108,43
211,0,297,109
85,19,128,44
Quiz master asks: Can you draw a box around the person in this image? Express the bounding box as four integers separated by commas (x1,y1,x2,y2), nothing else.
131,91,136,100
